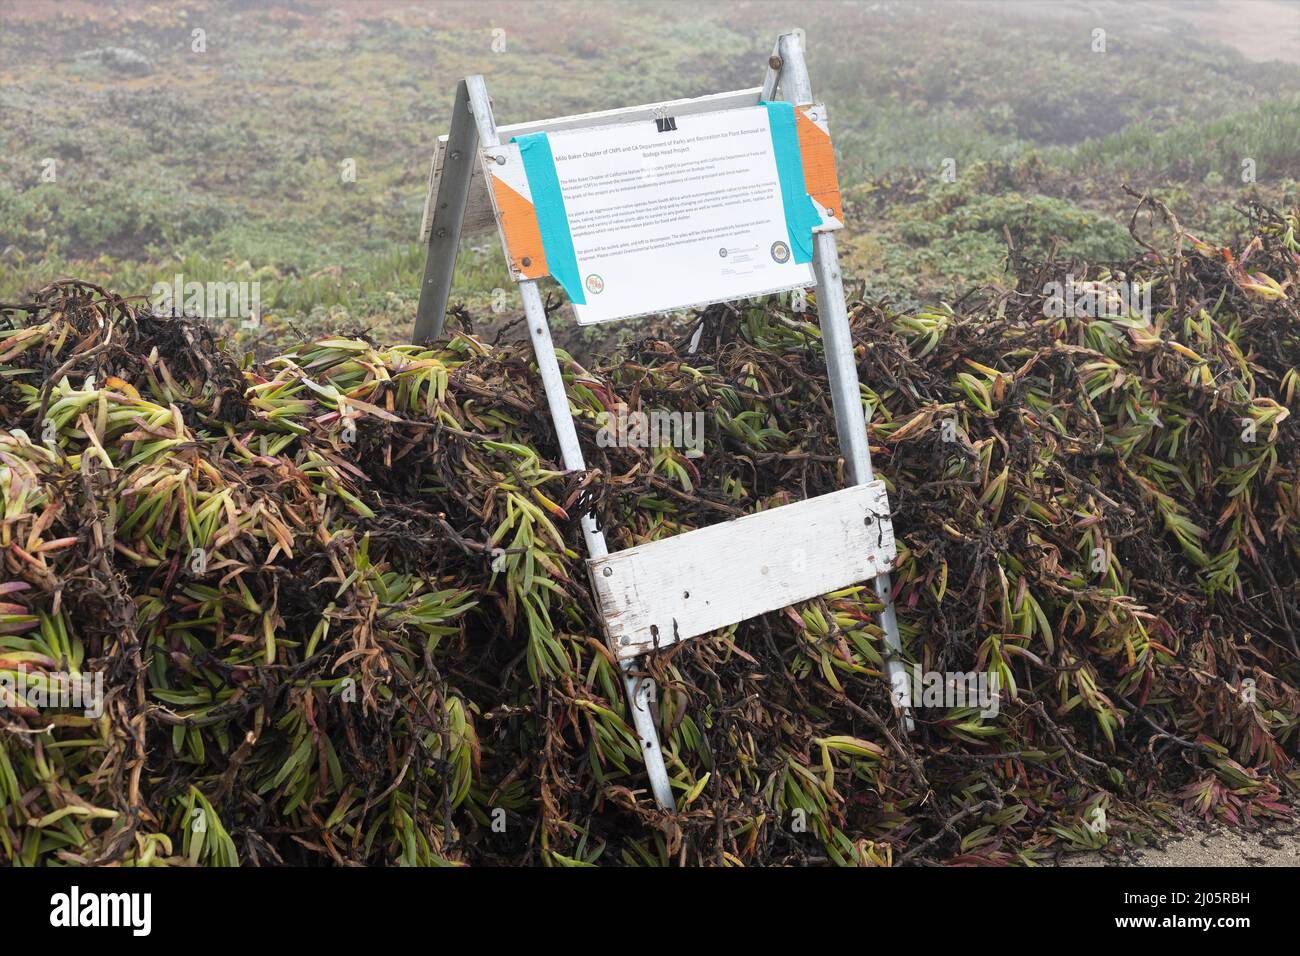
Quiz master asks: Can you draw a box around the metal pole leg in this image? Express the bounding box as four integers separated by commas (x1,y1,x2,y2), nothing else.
812,233,914,729
774,33,915,728
446,75,675,809
519,281,676,810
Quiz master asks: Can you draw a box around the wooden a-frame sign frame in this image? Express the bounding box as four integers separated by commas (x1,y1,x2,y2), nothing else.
413,32,912,812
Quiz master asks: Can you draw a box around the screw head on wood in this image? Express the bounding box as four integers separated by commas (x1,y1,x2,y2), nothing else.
435,228,447,238
768,55,783,70
521,257,531,267
494,154,507,166
602,566,613,577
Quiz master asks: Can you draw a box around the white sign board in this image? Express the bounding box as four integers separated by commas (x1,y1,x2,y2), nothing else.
550,107,813,325
479,102,843,327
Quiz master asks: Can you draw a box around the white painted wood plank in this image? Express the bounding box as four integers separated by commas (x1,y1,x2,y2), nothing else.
589,482,896,659
421,87,764,240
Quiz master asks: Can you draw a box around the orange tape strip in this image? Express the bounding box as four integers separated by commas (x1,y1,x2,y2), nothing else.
796,111,842,221
490,177,548,279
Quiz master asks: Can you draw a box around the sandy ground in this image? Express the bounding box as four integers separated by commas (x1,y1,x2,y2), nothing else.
1060,813,1300,867
1052,0,1300,65
1145,0,1300,65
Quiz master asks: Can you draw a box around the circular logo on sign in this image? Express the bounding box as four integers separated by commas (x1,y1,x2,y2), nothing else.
770,240,791,264
585,274,605,295
718,248,728,258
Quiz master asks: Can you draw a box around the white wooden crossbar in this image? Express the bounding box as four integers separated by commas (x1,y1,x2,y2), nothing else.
590,482,896,659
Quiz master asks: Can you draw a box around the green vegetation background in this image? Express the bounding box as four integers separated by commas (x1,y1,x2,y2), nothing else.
1,0,1298,344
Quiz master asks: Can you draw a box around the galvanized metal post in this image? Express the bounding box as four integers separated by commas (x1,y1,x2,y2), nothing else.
413,80,478,345
771,34,915,728
467,79,676,810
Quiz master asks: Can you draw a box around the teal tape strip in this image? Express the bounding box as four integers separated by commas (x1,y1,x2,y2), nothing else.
513,132,585,304
760,100,823,265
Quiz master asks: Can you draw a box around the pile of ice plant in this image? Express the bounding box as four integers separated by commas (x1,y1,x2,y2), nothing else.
0,197,1296,866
